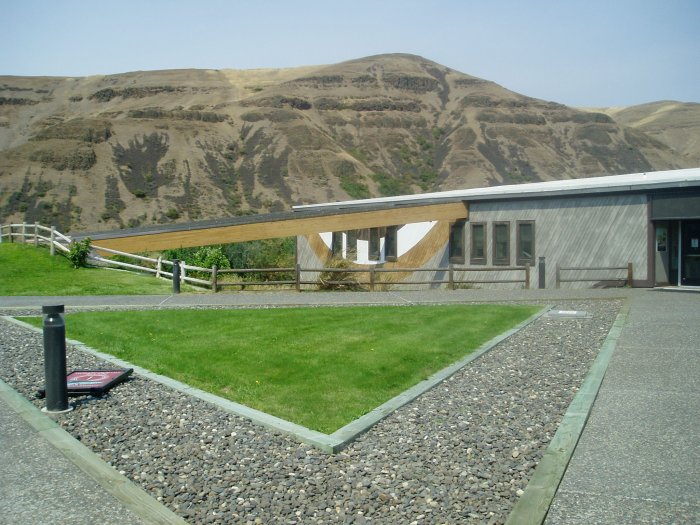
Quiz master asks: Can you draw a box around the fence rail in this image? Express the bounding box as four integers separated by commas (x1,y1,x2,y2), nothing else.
2,222,533,292
556,262,633,288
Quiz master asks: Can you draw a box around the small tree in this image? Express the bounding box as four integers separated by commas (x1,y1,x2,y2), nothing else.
67,238,91,268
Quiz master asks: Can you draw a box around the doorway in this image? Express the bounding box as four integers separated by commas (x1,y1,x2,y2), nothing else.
680,220,700,286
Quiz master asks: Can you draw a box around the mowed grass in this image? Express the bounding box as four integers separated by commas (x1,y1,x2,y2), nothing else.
0,243,186,295
37,305,540,433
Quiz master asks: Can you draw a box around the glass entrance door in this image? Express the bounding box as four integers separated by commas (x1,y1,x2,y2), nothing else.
681,220,700,286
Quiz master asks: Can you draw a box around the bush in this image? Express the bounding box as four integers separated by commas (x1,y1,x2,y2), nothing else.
67,238,91,268
317,258,363,291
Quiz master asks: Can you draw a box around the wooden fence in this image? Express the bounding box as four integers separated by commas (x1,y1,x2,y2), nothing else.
555,262,633,288
1,222,529,291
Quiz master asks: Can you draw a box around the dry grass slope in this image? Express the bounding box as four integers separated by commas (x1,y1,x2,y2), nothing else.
1,54,696,234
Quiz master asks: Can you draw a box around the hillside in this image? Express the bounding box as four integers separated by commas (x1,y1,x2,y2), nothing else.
0,53,695,233
595,101,700,164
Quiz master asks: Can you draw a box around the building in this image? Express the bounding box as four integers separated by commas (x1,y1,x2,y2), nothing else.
294,168,700,289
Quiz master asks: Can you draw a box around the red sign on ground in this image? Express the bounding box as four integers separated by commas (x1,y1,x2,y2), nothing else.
65,369,133,396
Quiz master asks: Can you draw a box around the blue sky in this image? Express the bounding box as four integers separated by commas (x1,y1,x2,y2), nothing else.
2,0,698,107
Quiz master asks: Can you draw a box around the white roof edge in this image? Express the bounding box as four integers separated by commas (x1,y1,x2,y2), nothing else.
293,167,700,211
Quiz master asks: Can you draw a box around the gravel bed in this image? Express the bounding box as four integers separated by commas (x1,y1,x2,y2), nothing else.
0,300,621,524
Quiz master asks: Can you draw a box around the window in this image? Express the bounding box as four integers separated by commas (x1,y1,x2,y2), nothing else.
331,232,343,257
346,230,358,259
449,220,466,264
385,226,398,262
470,223,486,265
493,222,510,265
517,221,535,266
369,227,381,260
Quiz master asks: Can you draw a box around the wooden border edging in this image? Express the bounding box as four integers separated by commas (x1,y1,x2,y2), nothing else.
505,301,630,525
0,377,187,525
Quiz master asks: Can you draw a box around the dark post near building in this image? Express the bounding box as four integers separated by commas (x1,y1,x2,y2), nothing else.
42,305,71,413
538,256,546,289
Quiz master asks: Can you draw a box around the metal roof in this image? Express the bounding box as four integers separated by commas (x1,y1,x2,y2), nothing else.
293,167,700,212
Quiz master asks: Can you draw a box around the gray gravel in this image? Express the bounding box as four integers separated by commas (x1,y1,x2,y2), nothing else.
0,300,620,524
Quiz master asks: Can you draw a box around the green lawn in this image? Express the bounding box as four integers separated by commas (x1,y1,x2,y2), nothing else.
32,305,540,433
0,243,186,295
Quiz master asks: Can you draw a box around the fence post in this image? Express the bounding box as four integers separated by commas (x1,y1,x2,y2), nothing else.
34,222,39,246
0,224,3,244
172,259,181,294
180,261,186,284
627,262,634,287
370,266,376,292
555,262,561,289
524,266,530,289
295,264,301,292
448,264,454,290
211,264,218,293
21,223,26,243
155,256,162,279
50,227,55,256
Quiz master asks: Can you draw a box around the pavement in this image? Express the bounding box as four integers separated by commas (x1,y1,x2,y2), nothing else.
1,287,698,524
544,287,700,524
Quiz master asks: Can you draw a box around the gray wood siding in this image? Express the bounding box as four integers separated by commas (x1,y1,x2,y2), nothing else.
466,194,649,289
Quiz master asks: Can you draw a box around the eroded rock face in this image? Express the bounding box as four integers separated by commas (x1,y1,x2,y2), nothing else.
0,54,694,232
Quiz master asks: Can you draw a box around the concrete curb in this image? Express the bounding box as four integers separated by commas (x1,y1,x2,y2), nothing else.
504,300,631,524
0,378,187,525
6,305,548,453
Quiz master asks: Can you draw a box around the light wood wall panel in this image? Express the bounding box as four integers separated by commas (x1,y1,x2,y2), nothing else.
91,202,468,253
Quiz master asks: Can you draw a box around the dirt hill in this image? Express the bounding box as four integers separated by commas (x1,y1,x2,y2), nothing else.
0,54,695,233
595,101,700,165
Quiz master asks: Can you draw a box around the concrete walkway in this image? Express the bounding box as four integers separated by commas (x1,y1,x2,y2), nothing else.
1,288,698,523
0,379,186,525
545,288,700,524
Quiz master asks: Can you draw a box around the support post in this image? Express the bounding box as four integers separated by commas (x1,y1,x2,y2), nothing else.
42,305,71,413
539,257,546,289
627,262,634,287
448,264,454,290
50,227,55,256
172,259,181,294
9,224,14,243
370,266,376,292
525,266,530,289
211,264,218,293
295,263,301,292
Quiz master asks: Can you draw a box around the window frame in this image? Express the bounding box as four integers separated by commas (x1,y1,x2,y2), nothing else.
449,220,466,264
385,225,398,262
345,230,358,259
331,231,343,257
368,227,381,261
469,222,487,265
516,220,535,267
493,221,511,266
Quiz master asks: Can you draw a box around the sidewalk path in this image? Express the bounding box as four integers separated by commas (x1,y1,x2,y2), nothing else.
0,380,186,525
545,288,700,523
0,287,632,311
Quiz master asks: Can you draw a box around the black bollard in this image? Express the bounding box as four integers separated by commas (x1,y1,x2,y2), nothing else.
538,256,546,289
42,305,70,413
172,259,181,294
